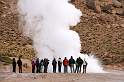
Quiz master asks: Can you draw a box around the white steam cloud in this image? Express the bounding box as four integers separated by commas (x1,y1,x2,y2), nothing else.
18,0,104,73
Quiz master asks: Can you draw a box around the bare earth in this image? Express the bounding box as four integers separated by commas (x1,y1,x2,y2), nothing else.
0,70,124,82
0,59,124,82
0,46,124,82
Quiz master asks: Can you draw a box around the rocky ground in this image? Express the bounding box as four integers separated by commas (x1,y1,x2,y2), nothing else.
0,71,124,82
0,58,124,82
0,0,124,82
0,0,124,64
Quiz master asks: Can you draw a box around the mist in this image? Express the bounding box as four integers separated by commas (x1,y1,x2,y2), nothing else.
18,0,104,73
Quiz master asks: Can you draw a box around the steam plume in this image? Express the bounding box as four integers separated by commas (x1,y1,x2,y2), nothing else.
18,0,104,73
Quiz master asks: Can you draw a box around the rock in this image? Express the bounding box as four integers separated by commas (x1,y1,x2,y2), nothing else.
0,1,6,5
85,0,101,13
116,9,124,16
86,0,96,10
23,63,28,68
112,0,122,8
33,76,37,79
82,14,88,17
106,25,111,28
95,1,101,13
111,10,116,14
102,4,112,13
112,24,119,27
70,0,75,3
120,24,124,27
25,45,33,49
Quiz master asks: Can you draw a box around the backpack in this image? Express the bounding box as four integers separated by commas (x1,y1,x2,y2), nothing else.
52,60,57,66
63,59,69,66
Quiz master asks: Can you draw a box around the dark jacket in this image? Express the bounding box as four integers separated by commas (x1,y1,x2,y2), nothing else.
52,59,57,66
43,59,49,67
69,58,75,66
76,58,83,66
36,59,39,67
12,59,16,67
17,59,22,67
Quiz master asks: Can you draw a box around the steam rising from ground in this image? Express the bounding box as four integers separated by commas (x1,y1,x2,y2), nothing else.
18,0,104,73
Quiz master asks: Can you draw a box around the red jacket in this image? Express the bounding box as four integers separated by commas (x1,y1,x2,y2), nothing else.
63,59,69,66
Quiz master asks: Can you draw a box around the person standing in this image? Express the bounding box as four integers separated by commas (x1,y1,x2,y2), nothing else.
31,59,36,73
83,59,88,73
69,56,75,73
52,58,57,73
43,58,49,73
58,58,62,73
36,58,40,73
75,58,79,73
39,59,44,73
12,58,16,73
17,57,22,73
63,57,69,73
77,57,83,73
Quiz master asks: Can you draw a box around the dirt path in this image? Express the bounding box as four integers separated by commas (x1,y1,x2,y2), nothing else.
0,71,124,82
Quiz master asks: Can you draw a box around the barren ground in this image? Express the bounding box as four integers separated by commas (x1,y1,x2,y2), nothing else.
0,58,124,82
0,70,124,82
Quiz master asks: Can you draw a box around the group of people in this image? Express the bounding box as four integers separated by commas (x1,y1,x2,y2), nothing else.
31,56,88,73
12,56,88,73
32,58,49,73
12,57,22,73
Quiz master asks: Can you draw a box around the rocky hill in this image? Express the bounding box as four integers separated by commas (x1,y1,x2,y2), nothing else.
0,0,124,64
0,0,35,59
73,0,124,64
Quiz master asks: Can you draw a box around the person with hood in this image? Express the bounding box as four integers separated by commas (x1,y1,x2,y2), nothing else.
77,57,83,73
36,58,40,73
43,58,49,73
63,57,69,73
12,58,16,73
69,56,75,73
52,58,57,73
17,57,22,73
58,57,62,73
83,58,88,73
31,58,36,73
39,59,44,73
75,58,79,73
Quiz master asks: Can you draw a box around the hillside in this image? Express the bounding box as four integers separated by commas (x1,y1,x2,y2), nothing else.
0,0,35,59
0,0,124,64
73,0,124,64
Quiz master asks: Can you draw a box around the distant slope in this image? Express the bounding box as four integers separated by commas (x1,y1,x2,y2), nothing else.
0,0,35,59
73,0,124,64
